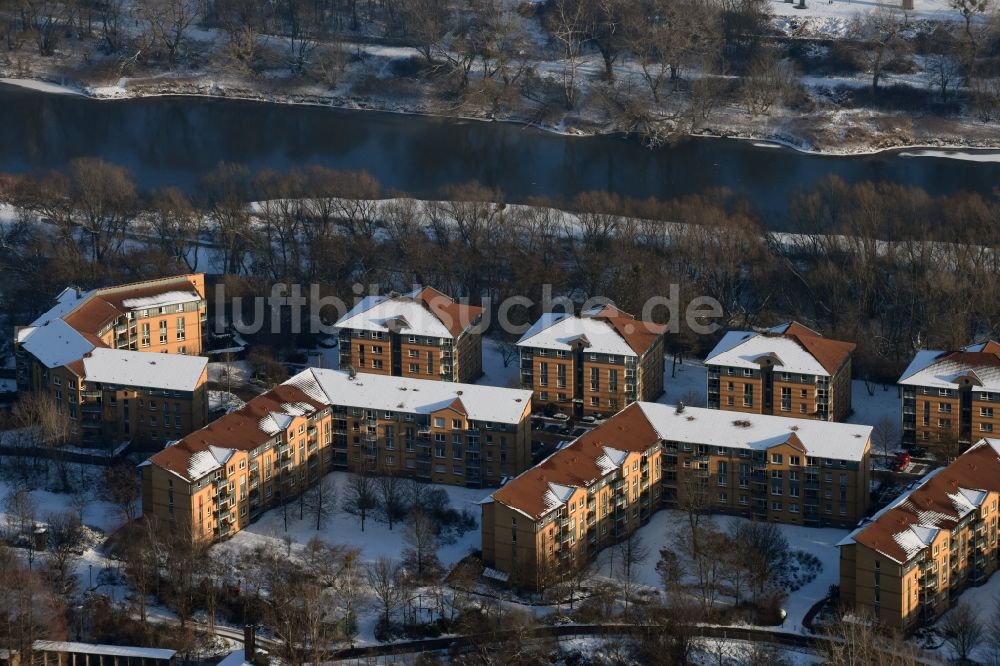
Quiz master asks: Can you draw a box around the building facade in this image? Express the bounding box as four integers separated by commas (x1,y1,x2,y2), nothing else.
12,275,210,452
482,402,872,589
705,322,855,422
336,287,483,383
898,341,1000,447
15,274,207,389
143,368,532,542
517,306,666,418
839,438,1000,630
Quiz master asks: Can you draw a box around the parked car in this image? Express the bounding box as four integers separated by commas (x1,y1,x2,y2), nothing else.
892,451,911,472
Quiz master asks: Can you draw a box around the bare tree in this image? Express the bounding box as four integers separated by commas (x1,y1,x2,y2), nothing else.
140,0,201,64
376,472,407,530
147,187,203,272
942,601,984,662
546,0,588,108
614,531,650,611
366,556,404,627
400,0,450,64
873,416,899,462
853,7,909,93
402,509,441,581
823,612,922,665
344,471,378,531
303,475,336,530
98,462,139,526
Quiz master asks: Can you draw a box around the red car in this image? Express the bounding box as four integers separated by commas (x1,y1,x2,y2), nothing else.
892,452,911,472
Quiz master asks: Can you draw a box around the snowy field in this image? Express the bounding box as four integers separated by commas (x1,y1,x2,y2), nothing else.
931,570,1000,662
770,0,969,37
592,508,847,632
476,337,521,389
212,471,492,568
0,468,123,535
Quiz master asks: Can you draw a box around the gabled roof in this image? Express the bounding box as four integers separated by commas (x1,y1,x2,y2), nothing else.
705,322,855,376
335,287,482,339
899,346,1000,391
840,439,1000,564
19,274,205,369
19,319,99,369
492,403,660,520
517,305,665,357
148,383,327,481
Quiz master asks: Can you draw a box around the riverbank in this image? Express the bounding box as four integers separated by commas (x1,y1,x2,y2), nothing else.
2,73,998,159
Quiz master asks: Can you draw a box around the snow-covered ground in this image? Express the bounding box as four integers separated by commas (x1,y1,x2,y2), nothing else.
770,0,968,37
659,357,709,407
477,337,521,390
593,508,847,633
0,468,123,534
207,360,251,385
930,573,1000,662
847,380,900,429
212,471,491,567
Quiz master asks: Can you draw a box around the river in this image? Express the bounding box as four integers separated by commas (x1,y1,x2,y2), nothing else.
1,82,998,228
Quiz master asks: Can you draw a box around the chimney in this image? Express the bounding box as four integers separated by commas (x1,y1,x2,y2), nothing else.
244,623,257,663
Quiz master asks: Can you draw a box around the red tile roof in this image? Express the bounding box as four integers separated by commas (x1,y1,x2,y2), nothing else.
148,383,325,481
492,403,660,520
413,286,483,338
589,305,667,356
851,440,1000,564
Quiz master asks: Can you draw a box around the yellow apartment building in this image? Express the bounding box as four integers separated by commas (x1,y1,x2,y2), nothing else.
839,438,1000,630
705,322,855,422
143,368,533,542
12,274,210,452
517,305,666,418
482,401,872,589
899,341,1000,448
336,287,483,383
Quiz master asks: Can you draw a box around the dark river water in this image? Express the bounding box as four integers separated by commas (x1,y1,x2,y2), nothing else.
1,82,998,227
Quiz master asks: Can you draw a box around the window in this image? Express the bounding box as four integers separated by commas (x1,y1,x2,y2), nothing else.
372,345,382,354
434,417,445,428
743,384,754,407
452,419,462,429
372,359,383,369
408,349,419,358
789,456,800,466
982,407,995,418
141,323,150,347
771,501,782,511
409,363,419,373
983,424,995,433
771,453,783,464
176,317,185,340
159,320,167,344
591,396,600,407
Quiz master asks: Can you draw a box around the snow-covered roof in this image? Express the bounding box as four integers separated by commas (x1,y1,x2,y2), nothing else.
186,446,234,480
705,330,830,376
336,290,456,338
121,289,202,310
82,348,207,392
517,312,637,356
637,402,872,461
29,287,93,326
288,368,532,425
33,641,175,660
898,349,1000,390
839,439,1000,564
19,319,97,369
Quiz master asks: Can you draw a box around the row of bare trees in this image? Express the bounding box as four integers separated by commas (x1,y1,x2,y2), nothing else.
3,161,1000,382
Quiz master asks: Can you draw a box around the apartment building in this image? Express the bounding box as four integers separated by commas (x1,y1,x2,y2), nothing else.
705,322,856,422
839,438,1000,630
336,287,484,383
12,278,210,451
15,275,206,388
898,341,1000,447
143,368,532,542
517,306,666,418
482,402,871,589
